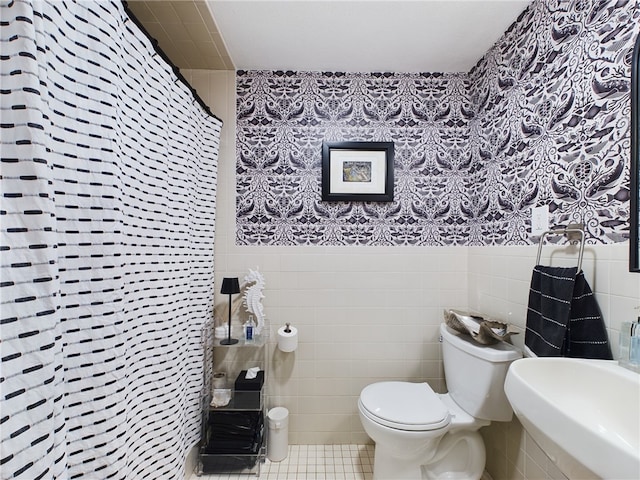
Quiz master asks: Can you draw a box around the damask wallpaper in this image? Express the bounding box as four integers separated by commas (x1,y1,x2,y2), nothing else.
236,0,639,246
468,0,638,245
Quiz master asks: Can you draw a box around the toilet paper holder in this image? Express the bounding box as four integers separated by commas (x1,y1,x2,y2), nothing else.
277,323,298,352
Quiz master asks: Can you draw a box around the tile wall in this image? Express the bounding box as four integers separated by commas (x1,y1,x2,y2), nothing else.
184,70,640,479
469,243,640,480
127,0,233,70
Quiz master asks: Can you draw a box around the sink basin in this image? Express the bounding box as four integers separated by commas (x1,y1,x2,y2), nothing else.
505,357,640,479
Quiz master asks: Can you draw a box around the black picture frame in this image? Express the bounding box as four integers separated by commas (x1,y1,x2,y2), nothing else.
630,33,639,272
321,141,394,202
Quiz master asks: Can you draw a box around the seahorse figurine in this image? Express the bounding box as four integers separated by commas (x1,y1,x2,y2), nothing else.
243,268,266,335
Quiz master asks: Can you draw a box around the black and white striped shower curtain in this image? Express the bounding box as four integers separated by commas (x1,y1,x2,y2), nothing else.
1,1,222,479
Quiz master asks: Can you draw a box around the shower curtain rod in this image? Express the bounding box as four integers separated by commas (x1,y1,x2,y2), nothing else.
122,1,223,124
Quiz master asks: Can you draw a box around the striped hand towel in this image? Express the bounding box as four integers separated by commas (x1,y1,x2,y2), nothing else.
525,265,612,359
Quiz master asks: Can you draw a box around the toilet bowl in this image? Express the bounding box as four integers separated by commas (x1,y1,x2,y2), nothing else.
359,323,522,480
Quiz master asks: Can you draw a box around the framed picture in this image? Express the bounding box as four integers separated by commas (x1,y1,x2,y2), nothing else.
321,141,394,202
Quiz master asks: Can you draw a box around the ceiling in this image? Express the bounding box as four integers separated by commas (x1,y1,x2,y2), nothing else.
128,0,533,73
127,0,234,70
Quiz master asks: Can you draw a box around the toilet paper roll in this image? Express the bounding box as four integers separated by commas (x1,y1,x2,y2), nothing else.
214,325,228,339
277,324,298,352
212,372,227,390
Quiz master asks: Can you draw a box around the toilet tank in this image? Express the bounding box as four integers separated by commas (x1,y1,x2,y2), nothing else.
440,323,522,422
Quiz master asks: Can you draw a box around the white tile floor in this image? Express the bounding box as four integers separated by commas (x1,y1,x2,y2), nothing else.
192,444,374,480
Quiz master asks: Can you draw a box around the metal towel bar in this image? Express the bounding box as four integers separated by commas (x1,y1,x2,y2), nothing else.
535,223,585,272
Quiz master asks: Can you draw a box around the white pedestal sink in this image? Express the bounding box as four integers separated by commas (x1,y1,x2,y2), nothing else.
504,357,640,480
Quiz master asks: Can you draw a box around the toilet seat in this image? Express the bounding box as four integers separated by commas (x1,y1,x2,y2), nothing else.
359,381,451,431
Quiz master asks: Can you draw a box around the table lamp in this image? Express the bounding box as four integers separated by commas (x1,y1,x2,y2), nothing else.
220,277,240,345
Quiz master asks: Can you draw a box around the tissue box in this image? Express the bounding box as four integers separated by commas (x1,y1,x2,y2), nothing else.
234,370,264,391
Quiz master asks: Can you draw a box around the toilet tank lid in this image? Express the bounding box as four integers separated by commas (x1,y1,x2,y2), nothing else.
360,381,450,430
440,323,522,362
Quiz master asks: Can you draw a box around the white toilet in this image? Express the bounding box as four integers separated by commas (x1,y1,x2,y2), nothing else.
358,323,522,480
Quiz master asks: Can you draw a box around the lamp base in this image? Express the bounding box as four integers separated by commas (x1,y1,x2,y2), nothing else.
220,338,239,345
